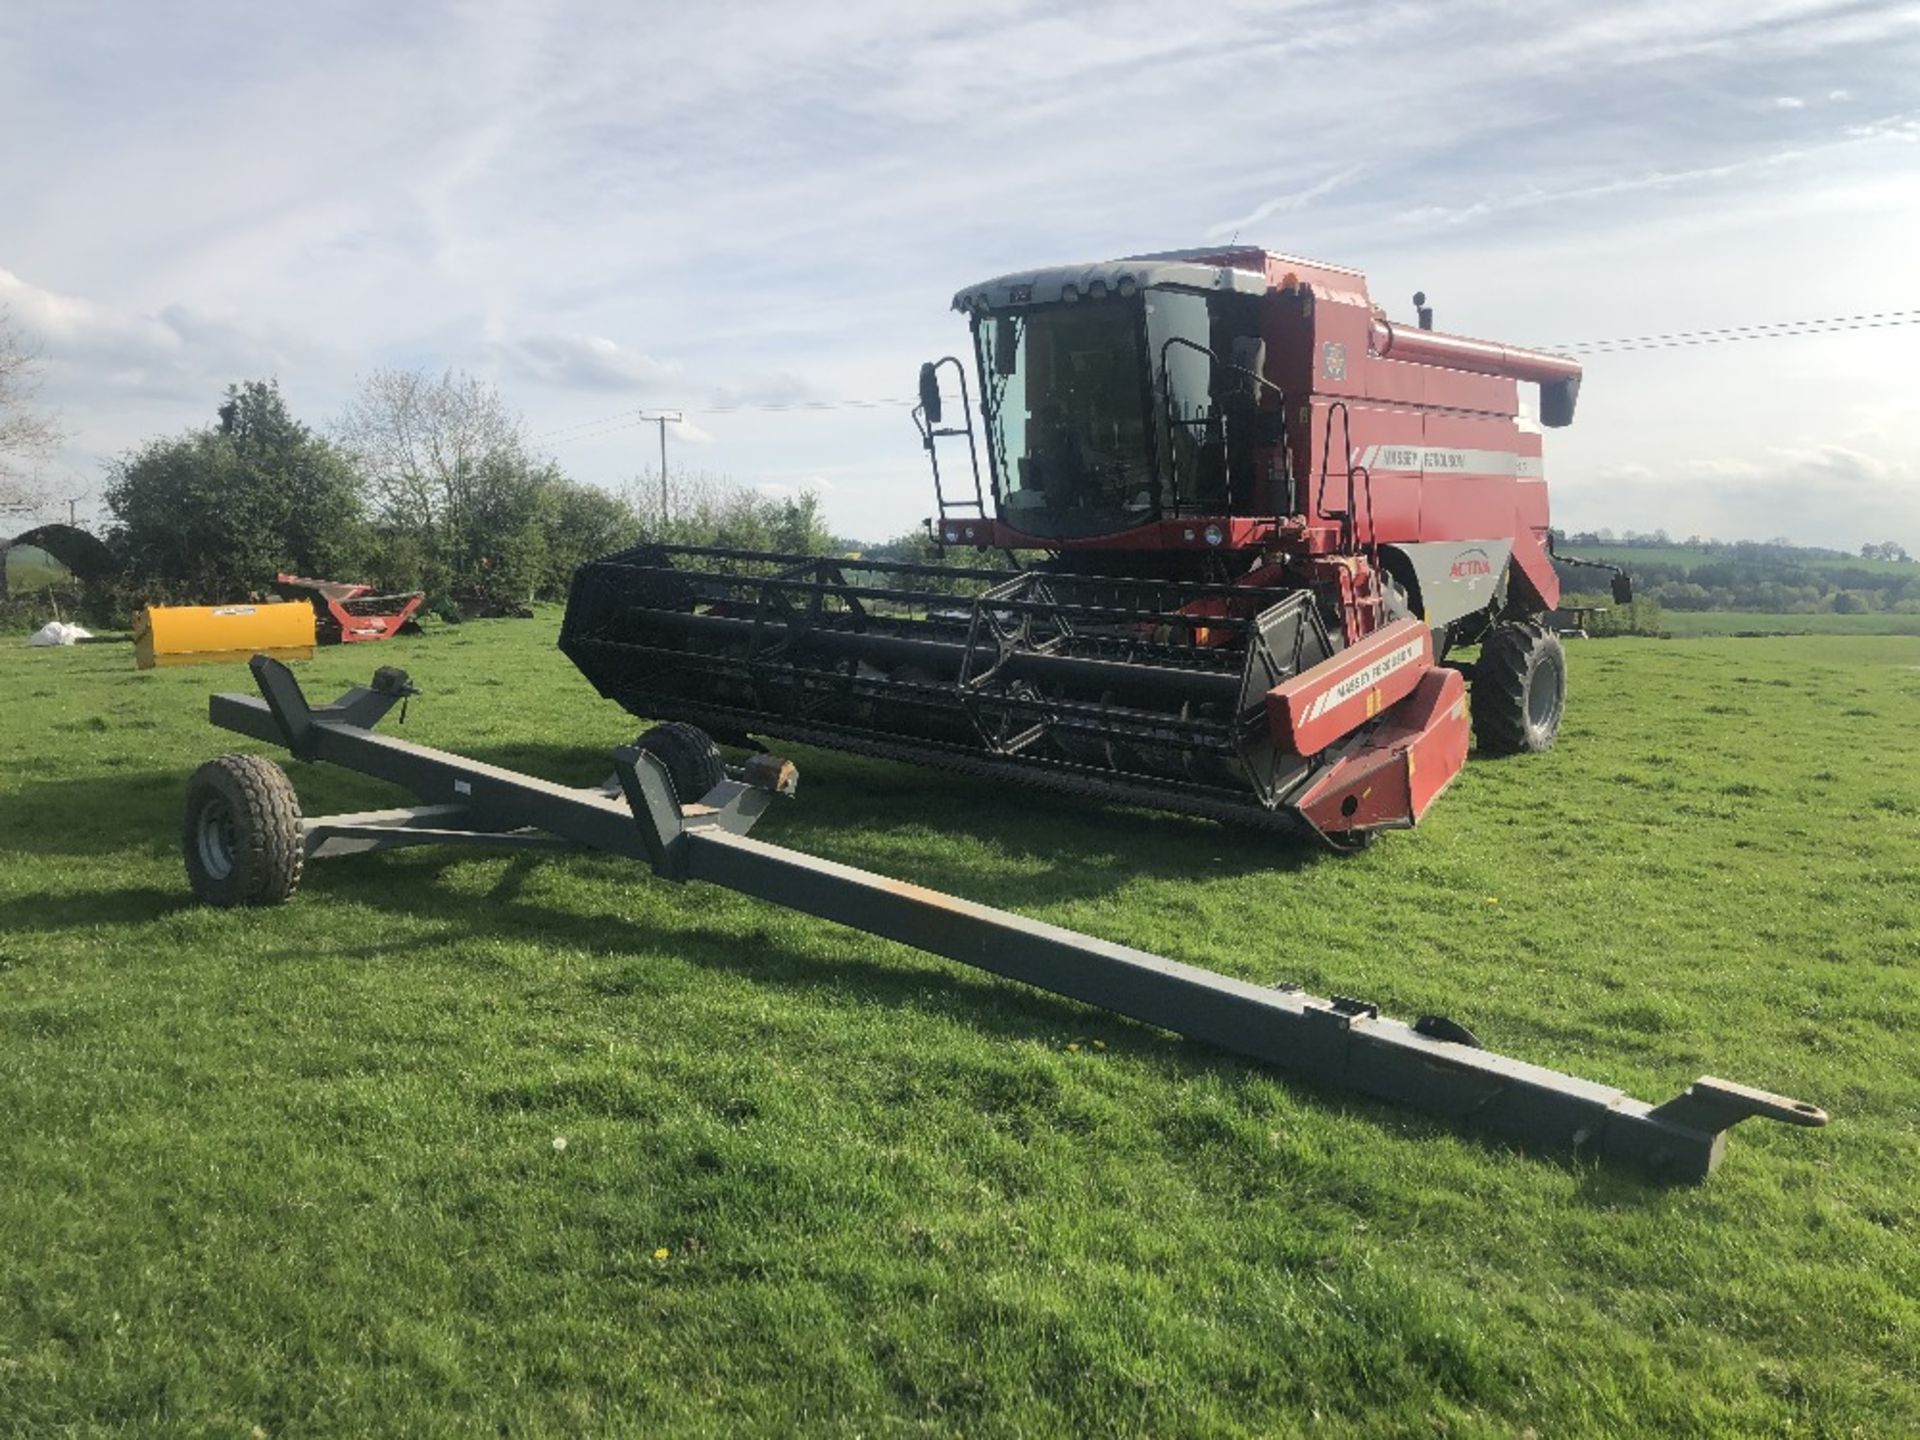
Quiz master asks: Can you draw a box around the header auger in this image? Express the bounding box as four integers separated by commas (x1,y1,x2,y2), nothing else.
561,246,1625,845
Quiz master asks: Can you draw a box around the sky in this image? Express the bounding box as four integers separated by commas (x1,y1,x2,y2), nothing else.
2,0,1916,549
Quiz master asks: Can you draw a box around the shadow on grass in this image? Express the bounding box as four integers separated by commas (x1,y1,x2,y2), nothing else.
0,770,188,857
0,885,192,932
457,740,1329,884
0,793,1672,1200
1,735,1328,880
5,742,1704,1198
279,866,1657,1197
0,762,401,860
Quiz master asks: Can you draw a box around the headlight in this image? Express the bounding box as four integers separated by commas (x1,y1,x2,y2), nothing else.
1203,524,1224,546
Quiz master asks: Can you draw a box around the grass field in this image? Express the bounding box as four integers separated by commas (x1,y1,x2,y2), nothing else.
1655,611,1920,638
3,618,1917,1436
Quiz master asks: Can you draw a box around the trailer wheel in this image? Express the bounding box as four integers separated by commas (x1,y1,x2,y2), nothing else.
635,722,726,806
182,753,304,907
1472,622,1566,754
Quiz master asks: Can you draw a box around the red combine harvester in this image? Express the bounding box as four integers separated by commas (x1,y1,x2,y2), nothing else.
275,573,424,645
561,247,1628,845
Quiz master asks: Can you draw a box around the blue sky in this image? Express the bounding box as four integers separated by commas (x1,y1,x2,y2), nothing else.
3,0,1916,547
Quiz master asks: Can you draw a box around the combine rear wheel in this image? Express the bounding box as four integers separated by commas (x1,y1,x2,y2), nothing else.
1472,621,1566,754
635,722,726,806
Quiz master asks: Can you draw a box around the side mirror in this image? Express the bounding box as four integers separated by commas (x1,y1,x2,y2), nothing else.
918,362,942,426
1611,573,1634,605
1540,376,1580,428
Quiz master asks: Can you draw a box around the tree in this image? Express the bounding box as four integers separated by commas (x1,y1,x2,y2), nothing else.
1,306,63,516
768,490,833,554
334,368,548,598
105,380,365,600
543,478,638,594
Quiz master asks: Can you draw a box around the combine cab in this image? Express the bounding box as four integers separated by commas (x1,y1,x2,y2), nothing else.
563,247,1618,844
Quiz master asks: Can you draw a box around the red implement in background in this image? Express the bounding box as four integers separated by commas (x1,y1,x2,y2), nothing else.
275,573,424,645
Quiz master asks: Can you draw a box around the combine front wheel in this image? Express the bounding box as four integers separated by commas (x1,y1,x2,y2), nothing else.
1472,621,1566,754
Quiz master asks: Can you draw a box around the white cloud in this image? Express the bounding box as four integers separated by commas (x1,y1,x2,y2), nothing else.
1206,165,1369,240
753,476,836,500
1845,112,1920,143
0,267,328,404
2,0,1915,544
502,333,679,393
1392,145,1813,227
1559,444,1917,549
1774,95,1806,108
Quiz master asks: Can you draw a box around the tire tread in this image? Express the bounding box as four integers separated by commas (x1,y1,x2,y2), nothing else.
1472,621,1565,755
635,723,725,806
183,753,304,907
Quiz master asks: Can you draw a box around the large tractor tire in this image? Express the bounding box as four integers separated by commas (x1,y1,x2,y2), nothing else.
635,722,726,806
183,753,305,907
1472,621,1567,755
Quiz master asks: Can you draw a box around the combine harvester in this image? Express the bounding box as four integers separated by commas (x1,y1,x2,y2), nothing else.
562,247,1632,845
176,248,1825,1177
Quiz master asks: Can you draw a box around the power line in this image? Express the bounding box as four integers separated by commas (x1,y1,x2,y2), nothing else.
531,396,916,442
528,305,1918,441
532,409,647,441
1548,308,1920,355
540,414,652,445
699,397,913,413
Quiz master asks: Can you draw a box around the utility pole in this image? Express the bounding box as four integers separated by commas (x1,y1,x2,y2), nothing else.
638,411,683,530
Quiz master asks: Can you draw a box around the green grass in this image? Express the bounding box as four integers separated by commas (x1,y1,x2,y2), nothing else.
3,618,1918,1437
1655,610,1920,638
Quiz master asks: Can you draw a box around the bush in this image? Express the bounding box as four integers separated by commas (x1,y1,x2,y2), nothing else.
105,381,367,605
1563,593,1666,637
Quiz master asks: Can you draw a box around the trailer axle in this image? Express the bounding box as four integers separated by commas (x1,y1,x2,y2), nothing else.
195,658,1828,1182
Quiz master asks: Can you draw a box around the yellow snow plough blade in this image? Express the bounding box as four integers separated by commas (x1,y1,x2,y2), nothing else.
134,602,315,670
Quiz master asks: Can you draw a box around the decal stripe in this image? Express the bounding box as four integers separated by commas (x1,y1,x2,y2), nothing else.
1355,444,1541,477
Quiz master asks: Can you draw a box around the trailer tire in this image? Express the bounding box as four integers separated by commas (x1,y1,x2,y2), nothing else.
183,753,304,907
635,722,726,806
1473,622,1566,755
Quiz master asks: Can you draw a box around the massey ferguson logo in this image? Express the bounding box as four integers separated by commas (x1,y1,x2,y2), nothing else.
1329,640,1425,703
1302,638,1427,721
1449,548,1493,587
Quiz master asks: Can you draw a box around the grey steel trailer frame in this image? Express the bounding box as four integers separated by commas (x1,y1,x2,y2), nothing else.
195,657,1828,1183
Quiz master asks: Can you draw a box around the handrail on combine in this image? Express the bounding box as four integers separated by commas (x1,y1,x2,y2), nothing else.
914,355,986,524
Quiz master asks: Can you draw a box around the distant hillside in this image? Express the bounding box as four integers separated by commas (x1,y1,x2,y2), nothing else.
839,526,1920,621
1555,532,1919,616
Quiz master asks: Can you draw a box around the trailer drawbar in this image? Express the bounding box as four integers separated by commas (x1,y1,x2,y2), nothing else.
180,656,1828,1182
